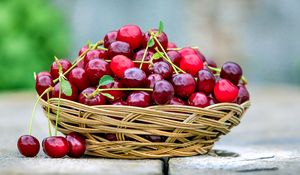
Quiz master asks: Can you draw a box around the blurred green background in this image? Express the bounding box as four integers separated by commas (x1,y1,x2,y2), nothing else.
0,0,300,91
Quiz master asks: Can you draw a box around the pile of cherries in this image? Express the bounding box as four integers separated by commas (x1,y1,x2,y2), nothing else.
18,22,250,158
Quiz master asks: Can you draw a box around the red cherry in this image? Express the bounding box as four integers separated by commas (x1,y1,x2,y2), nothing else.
66,132,86,158
100,79,124,101
236,84,250,104
35,74,54,100
169,97,186,105
167,42,177,49
108,41,132,59
220,61,243,85
110,55,134,78
180,54,203,76
126,91,151,107
197,69,215,95
214,79,239,103
42,136,69,158
104,31,118,48
147,74,163,88
85,58,112,86
179,47,206,62
84,49,108,66
153,61,173,79
78,45,88,56
133,49,154,71
152,80,174,105
37,71,51,77
142,29,168,51
69,67,90,91
188,92,209,108
17,135,40,157
117,25,143,49
167,50,182,67
112,100,127,105
52,82,78,101
50,59,72,80
122,68,147,88
171,73,196,99
78,87,106,106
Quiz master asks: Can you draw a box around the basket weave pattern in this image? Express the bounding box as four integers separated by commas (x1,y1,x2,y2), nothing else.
40,99,250,159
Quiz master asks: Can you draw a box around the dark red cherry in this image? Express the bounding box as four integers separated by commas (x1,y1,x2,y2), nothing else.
117,25,143,49
214,79,239,103
147,74,163,88
133,49,154,71
100,79,124,101
236,84,250,104
167,42,177,49
108,41,132,58
220,61,243,85
169,97,186,105
206,58,217,68
122,68,147,88
42,136,69,158
85,58,112,86
50,59,72,80
188,92,209,108
126,91,151,107
142,29,168,51
110,55,134,78
112,100,127,105
152,80,174,105
35,74,54,100
69,67,90,91
197,69,215,95
17,135,40,157
153,61,173,79
66,132,86,158
167,50,182,67
84,49,108,66
180,54,203,76
78,87,106,106
52,82,78,101
104,31,118,48
171,73,196,99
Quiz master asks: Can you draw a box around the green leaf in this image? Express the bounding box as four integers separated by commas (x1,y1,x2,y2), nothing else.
152,52,164,60
101,93,114,100
99,75,114,87
147,37,155,47
158,21,164,35
61,79,72,96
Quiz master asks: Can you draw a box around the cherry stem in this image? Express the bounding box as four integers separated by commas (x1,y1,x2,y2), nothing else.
167,46,199,51
46,91,52,136
29,87,51,135
53,40,104,84
208,66,248,85
139,44,149,69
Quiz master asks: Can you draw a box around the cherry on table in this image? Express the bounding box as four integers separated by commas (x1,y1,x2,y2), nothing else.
147,73,163,88
188,92,209,108
110,55,134,78
126,91,151,107
42,136,69,158
104,31,118,48
35,73,53,100
17,135,40,157
100,79,124,102
152,80,174,105
169,97,186,105
50,59,72,80
52,82,78,101
69,67,90,91
197,69,215,95
66,132,86,158
117,25,143,49
180,54,203,76
214,79,239,103
133,49,154,71
142,29,168,51
220,61,243,85
108,41,132,59
85,58,112,86
153,61,173,79
122,67,147,88
167,50,182,67
78,87,106,106
171,73,196,99
236,84,250,104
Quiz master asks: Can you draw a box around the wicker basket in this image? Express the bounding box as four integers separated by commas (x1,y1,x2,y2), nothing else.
39,98,250,159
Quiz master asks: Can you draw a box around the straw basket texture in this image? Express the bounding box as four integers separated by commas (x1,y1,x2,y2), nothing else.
39,98,250,159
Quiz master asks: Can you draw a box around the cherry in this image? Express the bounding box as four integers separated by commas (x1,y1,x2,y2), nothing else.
42,136,69,158
188,92,209,108
78,45,88,56
35,74,54,100
126,91,151,107
100,79,124,101
220,61,243,85
69,67,89,91
50,59,72,80
112,100,127,105
52,82,78,101
107,41,132,59
142,29,168,51
147,74,163,88
66,132,86,158
152,80,174,105
117,25,143,49
214,79,239,103
110,55,134,78
169,97,186,105
122,68,147,88
179,47,206,62
167,50,182,67
85,58,112,86
84,49,108,66
37,71,51,77
78,87,106,106
197,69,215,95
133,49,154,71
17,135,40,157
180,54,203,76
104,31,118,48
236,84,250,104
167,42,177,48
171,73,196,99
206,58,217,68
153,61,173,79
